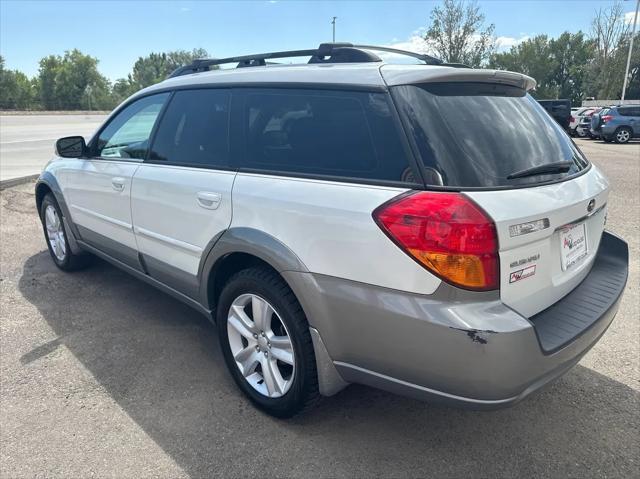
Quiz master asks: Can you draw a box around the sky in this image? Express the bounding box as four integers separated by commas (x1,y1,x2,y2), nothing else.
1,0,638,81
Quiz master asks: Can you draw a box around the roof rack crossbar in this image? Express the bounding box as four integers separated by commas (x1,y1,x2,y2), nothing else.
168,42,443,78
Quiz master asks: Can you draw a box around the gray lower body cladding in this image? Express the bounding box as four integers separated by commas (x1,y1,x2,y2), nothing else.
285,231,628,408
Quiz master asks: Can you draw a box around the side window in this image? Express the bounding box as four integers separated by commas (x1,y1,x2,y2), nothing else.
148,89,231,167
95,93,169,160
241,89,416,183
618,107,640,117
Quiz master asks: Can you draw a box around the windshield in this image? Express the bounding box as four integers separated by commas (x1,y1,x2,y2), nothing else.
393,83,589,188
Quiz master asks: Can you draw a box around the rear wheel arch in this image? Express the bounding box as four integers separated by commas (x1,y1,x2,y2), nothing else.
207,252,281,316
200,227,309,315
614,126,632,143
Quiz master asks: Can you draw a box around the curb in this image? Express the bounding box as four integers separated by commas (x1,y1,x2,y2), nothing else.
0,174,39,191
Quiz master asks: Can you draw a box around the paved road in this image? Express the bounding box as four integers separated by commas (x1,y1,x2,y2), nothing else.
0,139,638,478
0,115,107,181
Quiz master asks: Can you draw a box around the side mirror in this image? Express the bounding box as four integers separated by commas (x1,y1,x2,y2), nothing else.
55,136,87,158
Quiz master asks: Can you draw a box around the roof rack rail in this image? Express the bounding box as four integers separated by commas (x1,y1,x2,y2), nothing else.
168,42,443,78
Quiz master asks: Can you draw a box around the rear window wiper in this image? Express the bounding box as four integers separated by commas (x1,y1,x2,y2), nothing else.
507,161,573,180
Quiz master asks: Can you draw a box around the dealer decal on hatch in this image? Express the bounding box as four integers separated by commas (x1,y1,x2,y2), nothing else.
509,265,536,283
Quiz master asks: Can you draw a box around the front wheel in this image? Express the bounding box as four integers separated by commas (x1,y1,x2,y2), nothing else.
614,127,632,144
217,267,320,417
40,193,91,271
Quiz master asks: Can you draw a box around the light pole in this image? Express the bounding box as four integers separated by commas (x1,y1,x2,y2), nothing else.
621,0,640,102
85,84,93,111
331,16,337,43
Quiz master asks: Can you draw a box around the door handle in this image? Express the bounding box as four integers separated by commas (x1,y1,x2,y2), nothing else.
111,177,126,191
197,191,222,210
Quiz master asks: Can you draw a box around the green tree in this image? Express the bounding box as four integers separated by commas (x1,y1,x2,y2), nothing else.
37,55,61,109
36,50,113,110
111,77,134,104
549,32,594,104
123,48,210,95
489,35,558,98
0,56,36,109
489,32,595,104
424,0,495,67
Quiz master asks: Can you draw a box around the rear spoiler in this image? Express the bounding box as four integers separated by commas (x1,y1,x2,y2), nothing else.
381,65,537,91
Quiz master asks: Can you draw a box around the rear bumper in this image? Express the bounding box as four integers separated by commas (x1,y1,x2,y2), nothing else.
290,231,628,409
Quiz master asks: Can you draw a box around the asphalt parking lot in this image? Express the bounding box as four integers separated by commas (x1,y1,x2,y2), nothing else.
0,138,638,478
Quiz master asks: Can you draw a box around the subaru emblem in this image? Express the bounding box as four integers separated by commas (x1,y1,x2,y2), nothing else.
587,199,596,213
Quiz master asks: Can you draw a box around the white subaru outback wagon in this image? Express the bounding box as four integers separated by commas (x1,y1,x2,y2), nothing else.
36,44,628,417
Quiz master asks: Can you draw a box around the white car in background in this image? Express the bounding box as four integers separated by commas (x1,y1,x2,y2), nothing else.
571,107,593,137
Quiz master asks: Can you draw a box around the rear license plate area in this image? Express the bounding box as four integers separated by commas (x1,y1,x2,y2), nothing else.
560,222,588,271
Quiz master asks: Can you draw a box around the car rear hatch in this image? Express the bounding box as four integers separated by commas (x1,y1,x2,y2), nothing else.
591,109,608,132
465,171,608,317
387,68,609,317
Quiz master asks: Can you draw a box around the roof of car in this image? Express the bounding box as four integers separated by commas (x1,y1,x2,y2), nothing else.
150,62,389,91
138,62,536,97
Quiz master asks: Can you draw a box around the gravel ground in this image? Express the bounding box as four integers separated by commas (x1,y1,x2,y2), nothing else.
1,138,638,478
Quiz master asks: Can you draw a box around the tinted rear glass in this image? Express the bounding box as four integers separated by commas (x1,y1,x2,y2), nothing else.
241,89,417,184
393,83,588,188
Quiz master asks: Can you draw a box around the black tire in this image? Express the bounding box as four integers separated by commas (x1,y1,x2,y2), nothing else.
614,127,632,144
40,193,91,271
216,267,320,418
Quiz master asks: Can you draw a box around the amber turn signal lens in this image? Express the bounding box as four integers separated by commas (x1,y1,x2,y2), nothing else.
411,251,493,289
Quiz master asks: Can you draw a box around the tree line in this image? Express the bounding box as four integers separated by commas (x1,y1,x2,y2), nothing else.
0,48,212,110
425,0,639,104
1,0,638,111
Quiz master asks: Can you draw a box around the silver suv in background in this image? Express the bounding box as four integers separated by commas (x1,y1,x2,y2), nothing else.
35,44,629,417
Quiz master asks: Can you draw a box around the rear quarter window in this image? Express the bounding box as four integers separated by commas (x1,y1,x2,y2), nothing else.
617,107,640,117
392,82,589,188
238,89,418,184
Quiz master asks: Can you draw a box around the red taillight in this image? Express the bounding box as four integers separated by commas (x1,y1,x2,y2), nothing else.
570,115,575,122
601,115,613,123
373,192,499,291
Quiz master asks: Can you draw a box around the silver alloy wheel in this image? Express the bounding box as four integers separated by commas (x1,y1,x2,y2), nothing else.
616,129,630,143
45,205,66,261
227,293,295,398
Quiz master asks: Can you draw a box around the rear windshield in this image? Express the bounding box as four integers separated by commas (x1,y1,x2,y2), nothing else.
393,83,589,188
